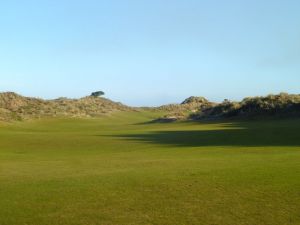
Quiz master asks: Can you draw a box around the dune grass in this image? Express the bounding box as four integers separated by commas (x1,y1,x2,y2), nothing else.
0,112,300,225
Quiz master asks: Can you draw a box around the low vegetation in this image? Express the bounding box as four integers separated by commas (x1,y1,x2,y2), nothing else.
1,92,300,123
148,96,215,122
0,92,132,121
151,93,300,122
192,93,300,120
0,112,300,225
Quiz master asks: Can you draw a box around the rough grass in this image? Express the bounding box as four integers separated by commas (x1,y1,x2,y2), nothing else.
0,92,133,121
0,112,300,225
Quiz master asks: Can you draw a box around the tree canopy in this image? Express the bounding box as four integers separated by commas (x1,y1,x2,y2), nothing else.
91,91,105,97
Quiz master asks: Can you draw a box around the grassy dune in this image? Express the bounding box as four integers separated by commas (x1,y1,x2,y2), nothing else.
0,112,300,225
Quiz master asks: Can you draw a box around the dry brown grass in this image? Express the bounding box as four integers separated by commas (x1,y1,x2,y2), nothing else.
0,92,133,121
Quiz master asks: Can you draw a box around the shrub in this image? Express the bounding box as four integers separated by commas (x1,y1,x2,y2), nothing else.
91,91,105,97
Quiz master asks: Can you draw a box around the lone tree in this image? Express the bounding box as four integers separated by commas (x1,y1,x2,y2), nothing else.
91,91,105,97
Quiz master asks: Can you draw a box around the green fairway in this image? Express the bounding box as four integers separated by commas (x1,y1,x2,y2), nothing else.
1,112,300,225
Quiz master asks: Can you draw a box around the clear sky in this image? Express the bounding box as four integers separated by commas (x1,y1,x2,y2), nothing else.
0,0,299,106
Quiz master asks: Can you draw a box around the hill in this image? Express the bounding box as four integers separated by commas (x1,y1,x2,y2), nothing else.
191,93,300,120
1,92,300,122
144,96,215,122
0,92,133,121
145,93,300,122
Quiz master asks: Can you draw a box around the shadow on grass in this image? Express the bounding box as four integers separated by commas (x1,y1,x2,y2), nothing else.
113,121,300,147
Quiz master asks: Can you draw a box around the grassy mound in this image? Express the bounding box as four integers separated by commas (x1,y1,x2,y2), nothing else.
0,92,133,121
192,93,300,120
147,96,215,122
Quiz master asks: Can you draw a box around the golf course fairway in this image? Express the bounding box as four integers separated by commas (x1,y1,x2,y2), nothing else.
1,112,300,225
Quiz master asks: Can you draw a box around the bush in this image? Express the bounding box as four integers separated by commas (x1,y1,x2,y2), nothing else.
91,91,105,97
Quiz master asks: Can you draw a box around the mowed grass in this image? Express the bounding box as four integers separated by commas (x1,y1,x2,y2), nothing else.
0,112,300,225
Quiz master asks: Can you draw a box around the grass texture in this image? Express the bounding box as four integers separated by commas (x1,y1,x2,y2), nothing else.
0,112,300,225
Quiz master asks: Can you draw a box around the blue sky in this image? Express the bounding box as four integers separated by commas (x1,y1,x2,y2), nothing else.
0,0,299,106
